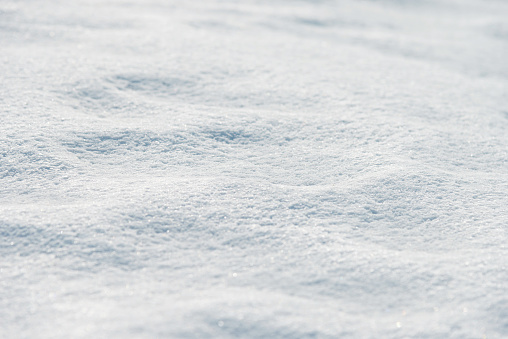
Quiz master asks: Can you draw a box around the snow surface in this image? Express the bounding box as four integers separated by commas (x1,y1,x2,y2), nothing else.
1,0,508,338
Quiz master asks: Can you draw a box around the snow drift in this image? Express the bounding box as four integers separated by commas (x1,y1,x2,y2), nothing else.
1,0,507,338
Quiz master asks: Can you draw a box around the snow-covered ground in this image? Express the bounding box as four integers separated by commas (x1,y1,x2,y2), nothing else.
1,0,507,337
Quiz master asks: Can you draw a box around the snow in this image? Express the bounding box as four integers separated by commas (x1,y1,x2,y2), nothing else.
1,0,507,338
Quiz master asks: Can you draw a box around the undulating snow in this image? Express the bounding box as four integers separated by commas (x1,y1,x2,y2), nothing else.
1,0,507,338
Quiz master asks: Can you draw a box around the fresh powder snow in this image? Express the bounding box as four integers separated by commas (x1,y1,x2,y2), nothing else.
1,0,507,338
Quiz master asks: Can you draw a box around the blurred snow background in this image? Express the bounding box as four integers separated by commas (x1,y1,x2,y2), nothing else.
1,0,507,338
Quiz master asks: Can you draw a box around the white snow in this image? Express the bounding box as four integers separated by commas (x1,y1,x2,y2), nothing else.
1,0,507,338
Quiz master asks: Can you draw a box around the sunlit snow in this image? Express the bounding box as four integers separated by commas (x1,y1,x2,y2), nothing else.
1,0,507,338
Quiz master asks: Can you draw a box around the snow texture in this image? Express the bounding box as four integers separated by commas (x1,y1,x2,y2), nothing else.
1,0,508,338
